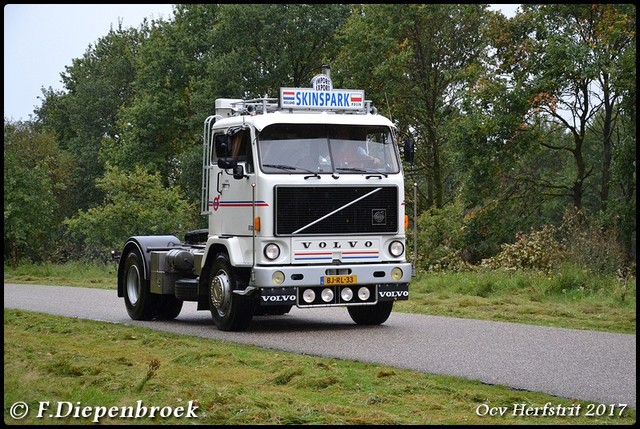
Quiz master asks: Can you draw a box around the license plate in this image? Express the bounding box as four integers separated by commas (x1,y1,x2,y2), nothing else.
321,275,357,285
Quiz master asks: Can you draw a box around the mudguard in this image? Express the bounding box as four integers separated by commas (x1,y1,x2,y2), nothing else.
117,235,182,297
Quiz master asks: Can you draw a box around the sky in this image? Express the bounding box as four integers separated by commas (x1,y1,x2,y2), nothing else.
4,4,520,122
4,4,175,121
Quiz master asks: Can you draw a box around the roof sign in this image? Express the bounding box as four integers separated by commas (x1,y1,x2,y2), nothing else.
280,71,365,111
280,88,365,110
311,73,332,91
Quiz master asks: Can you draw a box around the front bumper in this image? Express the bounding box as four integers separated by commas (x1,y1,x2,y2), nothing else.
250,262,412,307
250,262,413,288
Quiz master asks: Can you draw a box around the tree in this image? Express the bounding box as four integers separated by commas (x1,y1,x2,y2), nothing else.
102,16,195,182
588,4,635,213
107,4,353,206
336,4,492,209
207,4,352,98
64,165,197,260
36,23,145,211
4,120,74,265
505,4,635,211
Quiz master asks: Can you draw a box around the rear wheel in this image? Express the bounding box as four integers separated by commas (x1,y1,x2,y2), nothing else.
347,301,393,325
123,249,157,320
155,296,183,320
208,253,255,331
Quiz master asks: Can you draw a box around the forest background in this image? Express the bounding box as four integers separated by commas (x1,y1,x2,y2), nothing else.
3,4,636,280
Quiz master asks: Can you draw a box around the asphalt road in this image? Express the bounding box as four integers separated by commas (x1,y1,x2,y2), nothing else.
4,283,636,408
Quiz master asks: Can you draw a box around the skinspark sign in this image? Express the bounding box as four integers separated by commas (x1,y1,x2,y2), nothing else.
280,87,365,110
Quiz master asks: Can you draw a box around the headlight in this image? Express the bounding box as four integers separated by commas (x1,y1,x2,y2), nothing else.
357,287,370,301
389,240,404,257
302,289,316,303
321,288,334,302
264,243,281,260
341,287,353,302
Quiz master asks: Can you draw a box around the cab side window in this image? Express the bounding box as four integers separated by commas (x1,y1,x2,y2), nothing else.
231,130,253,173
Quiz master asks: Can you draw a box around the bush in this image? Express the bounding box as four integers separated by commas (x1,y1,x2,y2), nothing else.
480,224,562,272
413,201,471,272
559,207,628,276
480,207,631,276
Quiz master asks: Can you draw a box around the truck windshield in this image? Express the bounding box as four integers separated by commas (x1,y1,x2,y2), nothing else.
258,124,399,174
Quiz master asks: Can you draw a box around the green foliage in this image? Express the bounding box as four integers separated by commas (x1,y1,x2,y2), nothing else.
414,202,631,277
559,207,628,276
64,165,196,261
413,200,469,272
3,121,75,265
37,25,144,211
481,207,630,276
337,4,492,209
413,200,535,272
545,263,594,295
3,5,635,273
3,261,116,289
400,268,635,333
104,19,195,181
481,224,563,272
210,4,352,96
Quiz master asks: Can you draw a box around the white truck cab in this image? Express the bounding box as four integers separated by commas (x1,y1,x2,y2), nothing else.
117,66,413,331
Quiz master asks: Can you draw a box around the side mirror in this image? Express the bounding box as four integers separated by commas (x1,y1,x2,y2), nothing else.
214,134,231,157
232,164,245,180
217,157,238,169
403,137,415,164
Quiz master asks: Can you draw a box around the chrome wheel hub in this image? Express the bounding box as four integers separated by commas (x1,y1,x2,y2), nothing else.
126,265,141,305
210,271,231,314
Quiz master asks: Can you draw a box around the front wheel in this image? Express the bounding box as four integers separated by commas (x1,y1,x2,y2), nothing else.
123,249,158,320
207,253,255,331
347,301,394,325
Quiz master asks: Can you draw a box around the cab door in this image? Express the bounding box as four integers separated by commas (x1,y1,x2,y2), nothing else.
211,128,256,238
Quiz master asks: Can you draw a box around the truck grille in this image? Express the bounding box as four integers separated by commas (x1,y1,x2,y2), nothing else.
275,186,398,235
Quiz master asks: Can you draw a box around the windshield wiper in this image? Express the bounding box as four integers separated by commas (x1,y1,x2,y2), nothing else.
336,167,388,178
263,164,320,179
263,163,295,170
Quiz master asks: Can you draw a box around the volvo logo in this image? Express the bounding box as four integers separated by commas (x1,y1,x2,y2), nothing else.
261,295,296,302
301,241,373,249
372,209,386,225
379,291,409,298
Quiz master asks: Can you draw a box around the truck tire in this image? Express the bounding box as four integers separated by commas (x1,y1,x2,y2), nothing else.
347,301,393,325
123,248,158,320
207,253,255,331
155,296,183,320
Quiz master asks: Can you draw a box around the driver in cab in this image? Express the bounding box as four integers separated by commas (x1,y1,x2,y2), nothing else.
331,129,382,169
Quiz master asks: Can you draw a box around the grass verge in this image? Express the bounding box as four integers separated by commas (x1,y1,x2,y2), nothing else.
4,309,636,425
396,268,636,334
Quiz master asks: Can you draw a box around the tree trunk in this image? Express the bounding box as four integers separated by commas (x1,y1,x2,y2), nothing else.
599,74,613,212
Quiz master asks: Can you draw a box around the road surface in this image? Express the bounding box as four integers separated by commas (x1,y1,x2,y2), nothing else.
4,283,636,408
